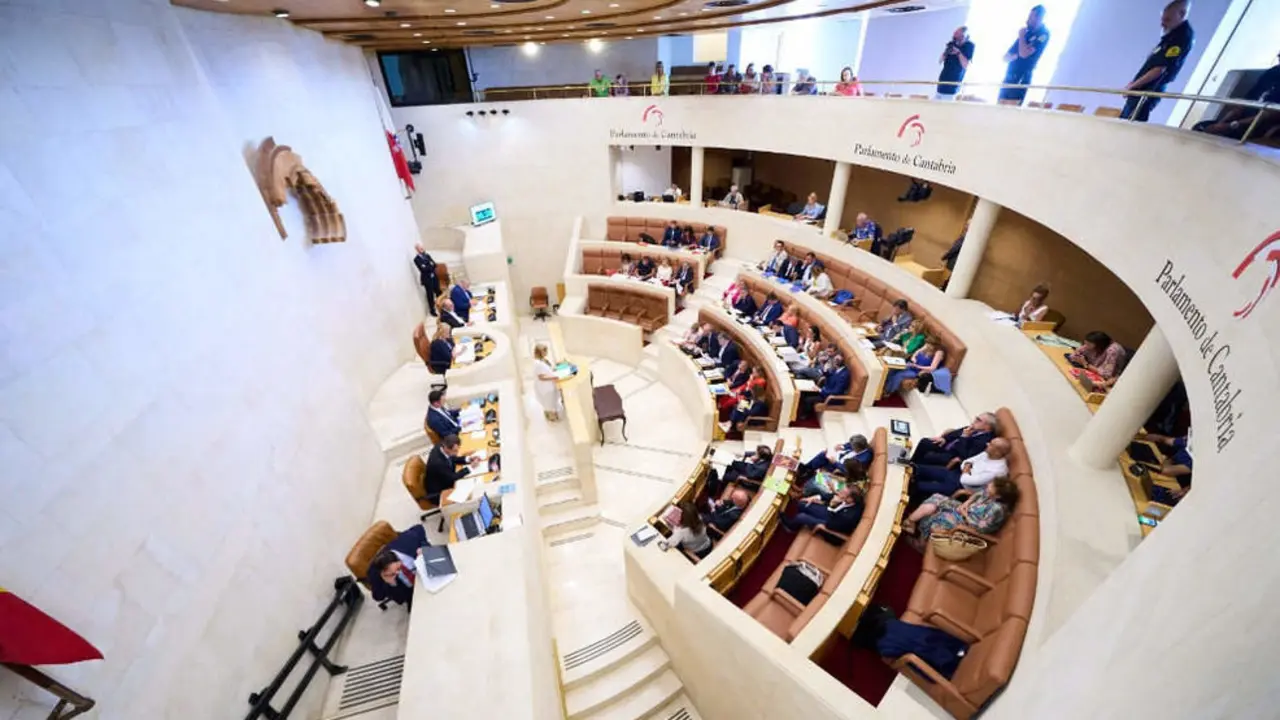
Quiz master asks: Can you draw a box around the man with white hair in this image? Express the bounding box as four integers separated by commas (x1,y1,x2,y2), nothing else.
1121,0,1194,122
911,413,998,470
722,184,744,210
412,243,439,316
910,438,1012,506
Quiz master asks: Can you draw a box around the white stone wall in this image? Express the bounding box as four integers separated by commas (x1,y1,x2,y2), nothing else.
0,2,422,718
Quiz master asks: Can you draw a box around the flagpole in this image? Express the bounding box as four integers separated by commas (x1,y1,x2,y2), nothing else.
2,663,96,720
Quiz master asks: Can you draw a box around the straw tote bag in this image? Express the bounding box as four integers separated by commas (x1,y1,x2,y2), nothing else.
931,531,988,562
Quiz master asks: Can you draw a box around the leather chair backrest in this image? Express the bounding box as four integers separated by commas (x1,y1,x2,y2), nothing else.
402,455,433,511
582,248,604,275
606,217,627,242
646,218,667,237
625,217,648,242
412,322,430,365
345,520,398,587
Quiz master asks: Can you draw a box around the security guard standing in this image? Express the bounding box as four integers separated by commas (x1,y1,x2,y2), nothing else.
1122,0,1194,122
1000,5,1050,104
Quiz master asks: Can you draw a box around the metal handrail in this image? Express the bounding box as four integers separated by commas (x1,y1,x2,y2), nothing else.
474,78,1279,144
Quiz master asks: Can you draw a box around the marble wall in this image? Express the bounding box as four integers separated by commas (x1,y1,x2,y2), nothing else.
0,2,421,718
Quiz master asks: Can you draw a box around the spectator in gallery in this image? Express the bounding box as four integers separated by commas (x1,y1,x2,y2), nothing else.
704,62,721,94
760,64,778,94
739,63,759,94
1000,5,1050,104
589,69,611,97
937,25,975,99
650,61,669,96
1193,50,1280,139
834,67,864,97
612,72,630,97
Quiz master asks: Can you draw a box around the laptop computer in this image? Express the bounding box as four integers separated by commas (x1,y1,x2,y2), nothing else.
455,493,498,540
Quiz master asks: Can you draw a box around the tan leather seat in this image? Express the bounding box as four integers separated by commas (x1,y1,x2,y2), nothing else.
345,520,398,589
401,455,437,514
582,248,604,275
894,407,1039,719
412,322,430,366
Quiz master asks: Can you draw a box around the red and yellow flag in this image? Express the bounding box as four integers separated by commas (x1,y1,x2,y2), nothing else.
0,587,102,665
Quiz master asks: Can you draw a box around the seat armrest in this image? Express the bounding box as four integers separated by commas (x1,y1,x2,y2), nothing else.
817,394,854,412
679,547,702,563
939,564,995,595
892,652,951,687
773,588,809,614
707,524,726,540
952,524,1001,545
925,608,981,644
815,524,851,546
744,414,774,430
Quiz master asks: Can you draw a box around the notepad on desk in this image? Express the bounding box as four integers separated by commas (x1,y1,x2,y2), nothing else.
415,546,458,594
700,368,725,381
695,357,716,368
769,336,787,346
449,477,478,502
708,383,731,395
883,356,908,368
793,379,819,392
710,446,738,467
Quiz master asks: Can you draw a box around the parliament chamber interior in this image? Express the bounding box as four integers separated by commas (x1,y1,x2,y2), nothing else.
1,1,1278,719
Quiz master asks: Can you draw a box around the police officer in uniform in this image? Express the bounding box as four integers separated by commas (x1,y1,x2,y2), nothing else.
1122,0,1194,122
1000,5,1050,104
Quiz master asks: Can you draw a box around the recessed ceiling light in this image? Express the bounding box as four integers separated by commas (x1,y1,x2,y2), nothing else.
363,0,379,6
653,15,662,19
582,9,591,14
562,33,569,37
637,28,645,32
272,8,289,18
545,15,554,19
491,3,500,7
625,36,632,39
524,35,531,39
679,11,687,15
399,22,410,27
505,29,512,32
413,32,422,36
609,2,619,6
444,8,455,12
456,21,466,25
422,40,431,44
536,27,544,30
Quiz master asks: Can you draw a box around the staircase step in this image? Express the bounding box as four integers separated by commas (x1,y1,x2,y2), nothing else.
578,669,682,720
538,486,585,511
536,474,580,497
642,343,660,358
566,645,672,719
541,502,602,537
637,358,660,376
645,693,704,720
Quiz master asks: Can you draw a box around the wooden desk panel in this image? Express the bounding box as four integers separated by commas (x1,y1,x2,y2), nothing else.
1023,331,1105,413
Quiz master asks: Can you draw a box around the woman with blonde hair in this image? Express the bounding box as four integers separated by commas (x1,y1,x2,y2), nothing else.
428,323,455,376
532,344,561,421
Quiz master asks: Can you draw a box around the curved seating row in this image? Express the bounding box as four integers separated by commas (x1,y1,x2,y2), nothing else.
696,306,784,431
584,284,669,332
743,428,888,641
777,240,968,379
580,244,702,293
606,214,727,256
893,407,1040,719
737,272,869,411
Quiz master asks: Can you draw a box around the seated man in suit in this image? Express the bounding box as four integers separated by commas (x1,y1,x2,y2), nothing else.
800,433,873,479
450,280,473,322
911,413,997,469
707,444,774,498
714,333,740,369
699,326,722,357
698,227,721,254
769,318,800,349
782,485,862,534
910,438,1010,506
794,252,819,285
852,212,883,253
753,293,784,326
438,298,468,328
661,220,682,248
800,354,851,417
634,255,656,281
366,523,428,609
877,299,913,340
425,388,462,438
424,434,479,501
673,261,695,296
704,487,750,534
762,240,789,274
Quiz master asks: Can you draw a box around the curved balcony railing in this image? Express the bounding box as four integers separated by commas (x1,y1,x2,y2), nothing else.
476,79,1280,145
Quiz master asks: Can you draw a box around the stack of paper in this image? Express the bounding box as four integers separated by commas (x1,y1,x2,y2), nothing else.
700,368,725,381
449,477,478,502
859,339,876,351
695,357,716,368
794,379,820,392
414,547,458,594
769,336,787,346
710,446,738,467
883,356,908,368
708,383,730,395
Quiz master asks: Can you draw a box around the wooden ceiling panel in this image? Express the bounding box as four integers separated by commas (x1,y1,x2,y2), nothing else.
170,0,903,50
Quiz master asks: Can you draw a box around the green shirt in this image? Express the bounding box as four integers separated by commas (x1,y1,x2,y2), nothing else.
589,77,611,97
898,332,926,354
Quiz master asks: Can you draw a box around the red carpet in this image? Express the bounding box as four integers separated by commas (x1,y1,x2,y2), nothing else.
790,415,822,429
814,540,925,705
728,521,795,607
873,394,908,408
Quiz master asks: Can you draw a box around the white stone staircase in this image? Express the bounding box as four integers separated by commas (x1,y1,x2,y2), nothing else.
556,619,703,720
904,388,971,439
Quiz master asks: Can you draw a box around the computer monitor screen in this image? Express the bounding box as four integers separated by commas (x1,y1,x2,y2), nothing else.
469,201,496,226
478,493,495,527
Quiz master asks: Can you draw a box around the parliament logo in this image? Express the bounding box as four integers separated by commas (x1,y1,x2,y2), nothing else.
642,104,664,127
898,114,925,147
1233,230,1280,319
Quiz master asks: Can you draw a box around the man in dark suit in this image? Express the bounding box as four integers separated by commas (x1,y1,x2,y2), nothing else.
794,252,818,285
661,220,682,248
911,413,998,469
425,388,461,438
801,434,872,478
704,488,750,533
700,329,722,358
698,227,721,254
367,524,428,609
782,486,862,534
413,244,439,317
770,319,799,349
727,386,767,434
716,335,740,369
439,299,467,328
754,294,784,326
450,280,473,322
425,434,475,499
674,262,695,295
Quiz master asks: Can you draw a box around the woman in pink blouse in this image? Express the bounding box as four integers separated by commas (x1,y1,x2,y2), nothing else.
833,67,864,97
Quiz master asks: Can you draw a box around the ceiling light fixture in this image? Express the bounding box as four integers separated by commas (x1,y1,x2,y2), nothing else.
444,8,456,12
653,15,662,19
561,33,569,37
363,0,379,6
587,38,605,53
272,8,289,18
422,40,431,44
413,32,422,36
582,9,591,13
625,36,633,39
521,41,538,56
456,21,466,25
679,11,687,15
545,15,554,19
609,2,619,6
399,22,410,27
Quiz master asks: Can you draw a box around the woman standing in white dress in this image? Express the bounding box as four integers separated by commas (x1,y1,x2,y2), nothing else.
532,344,561,421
